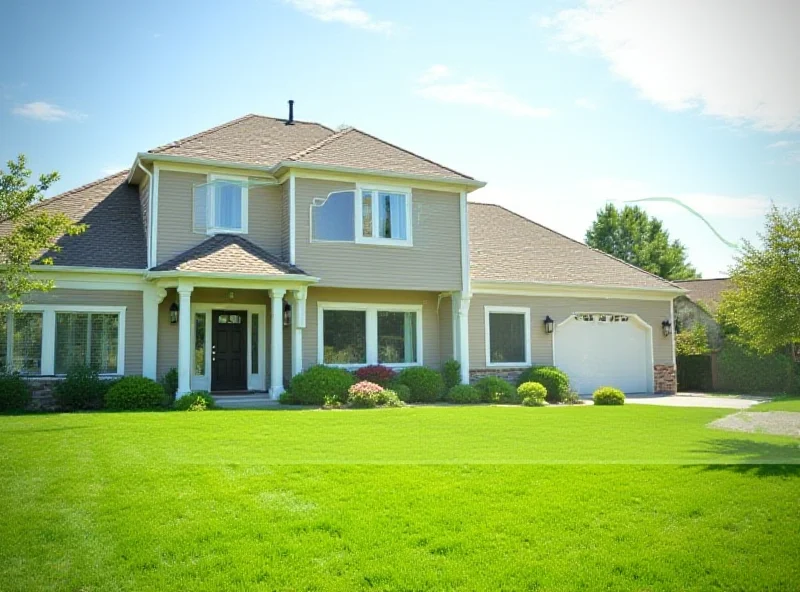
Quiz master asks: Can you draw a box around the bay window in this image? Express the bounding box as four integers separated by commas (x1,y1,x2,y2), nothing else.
318,303,422,367
206,175,248,234
485,306,531,367
311,191,355,241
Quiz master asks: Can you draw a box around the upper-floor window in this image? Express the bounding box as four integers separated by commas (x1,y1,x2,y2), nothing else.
311,191,355,241
195,175,248,235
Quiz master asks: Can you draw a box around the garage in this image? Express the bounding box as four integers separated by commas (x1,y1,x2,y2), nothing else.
553,313,654,394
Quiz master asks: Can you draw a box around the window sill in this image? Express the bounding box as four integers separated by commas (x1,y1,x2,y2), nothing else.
322,362,421,370
207,228,247,236
355,237,413,248
485,362,531,369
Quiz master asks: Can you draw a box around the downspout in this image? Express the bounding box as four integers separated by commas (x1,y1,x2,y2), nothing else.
136,160,154,269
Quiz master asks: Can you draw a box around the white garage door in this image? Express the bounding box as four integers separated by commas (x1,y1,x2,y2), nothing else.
554,313,652,395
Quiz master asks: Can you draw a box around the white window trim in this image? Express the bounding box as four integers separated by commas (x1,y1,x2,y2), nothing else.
7,305,127,377
317,301,423,369
484,306,531,368
355,183,413,247
206,174,249,235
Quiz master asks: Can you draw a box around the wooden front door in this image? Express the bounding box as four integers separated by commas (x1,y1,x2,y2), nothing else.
211,311,247,391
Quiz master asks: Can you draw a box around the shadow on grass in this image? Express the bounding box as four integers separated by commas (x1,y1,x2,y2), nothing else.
693,438,800,476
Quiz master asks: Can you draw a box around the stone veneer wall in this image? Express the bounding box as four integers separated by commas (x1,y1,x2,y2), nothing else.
24,378,61,410
469,368,527,384
654,364,677,394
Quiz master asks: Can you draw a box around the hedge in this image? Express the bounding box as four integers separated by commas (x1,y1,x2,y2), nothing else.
716,342,796,394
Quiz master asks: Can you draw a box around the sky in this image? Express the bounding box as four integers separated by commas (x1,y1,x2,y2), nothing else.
1,0,798,278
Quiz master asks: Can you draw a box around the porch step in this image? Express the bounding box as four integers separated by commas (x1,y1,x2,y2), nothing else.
213,393,277,409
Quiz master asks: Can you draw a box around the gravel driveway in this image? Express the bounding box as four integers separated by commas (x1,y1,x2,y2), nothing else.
709,412,800,438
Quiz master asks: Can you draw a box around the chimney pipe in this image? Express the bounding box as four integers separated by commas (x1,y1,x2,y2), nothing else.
287,100,294,125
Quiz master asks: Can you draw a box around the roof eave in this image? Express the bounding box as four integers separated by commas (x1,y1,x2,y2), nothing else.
144,270,320,283
471,278,686,297
127,153,279,184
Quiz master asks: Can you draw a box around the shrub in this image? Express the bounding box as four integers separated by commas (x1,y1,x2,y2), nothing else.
288,365,355,406
174,391,216,411
53,365,107,410
561,390,583,405
104,376,165,411
375,390,404,407
442,359,461,390
518,381,547,405
516,367,571,403
347,381,384,407
522,396,546,407
353,365,396,387
388,382,412,402
396,367,445,403
0,373,31,412
446,384,481,404
160,367,179,407
474,376,518,403
593,386,625,405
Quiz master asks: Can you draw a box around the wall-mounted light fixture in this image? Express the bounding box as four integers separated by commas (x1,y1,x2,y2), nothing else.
283,302,292,327
169,302,179,324
661,319,672,337
544,315,554,334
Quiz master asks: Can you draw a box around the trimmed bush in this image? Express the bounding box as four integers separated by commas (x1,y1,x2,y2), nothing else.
160,368,179,407
593,386,625,405
442,359,461,390
396,367,445,403
353,365,397,387
0,373,31,412
347,380,384,405
518,381,547,405
174,391,216,411
375,390,404,407
522,396,546,407
288,365,355,406
53,365,107,410
474,376,518,404
446,384,481,404
348,386,404,409
516,367,571,403
104,376,165,411
388,382,412,403
561,390,583,405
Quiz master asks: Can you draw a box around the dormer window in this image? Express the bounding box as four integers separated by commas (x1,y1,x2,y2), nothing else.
356,185,412,246
206,175,248,234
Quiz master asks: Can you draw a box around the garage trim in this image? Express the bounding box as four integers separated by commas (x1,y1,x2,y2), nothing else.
553,312,655,394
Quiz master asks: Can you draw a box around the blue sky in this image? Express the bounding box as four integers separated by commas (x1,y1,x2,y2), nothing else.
1,0,798,278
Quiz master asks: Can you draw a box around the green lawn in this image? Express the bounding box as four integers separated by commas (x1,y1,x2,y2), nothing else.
1,405,799,591
750,396,800,412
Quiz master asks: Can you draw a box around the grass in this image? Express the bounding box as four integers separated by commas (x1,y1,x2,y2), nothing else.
750,395,800,413
1,405,799,591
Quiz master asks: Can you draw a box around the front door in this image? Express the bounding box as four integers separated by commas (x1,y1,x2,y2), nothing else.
211,310,247,391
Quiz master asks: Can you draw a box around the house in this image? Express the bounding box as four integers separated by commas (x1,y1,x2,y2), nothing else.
0,105,682,400
672,278,732,350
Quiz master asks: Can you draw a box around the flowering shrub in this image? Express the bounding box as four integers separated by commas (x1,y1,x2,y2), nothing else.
348,380,384,398
353,365,397,387
346,381,404,408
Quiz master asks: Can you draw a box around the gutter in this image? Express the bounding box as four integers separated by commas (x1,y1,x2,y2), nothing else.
472,279,686,296
144,270,320,283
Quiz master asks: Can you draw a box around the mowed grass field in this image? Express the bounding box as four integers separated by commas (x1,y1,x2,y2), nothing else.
1,405,799,591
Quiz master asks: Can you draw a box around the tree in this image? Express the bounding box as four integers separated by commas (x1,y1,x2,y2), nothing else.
717,205,800,355
0,155,86,313
585,204,700,280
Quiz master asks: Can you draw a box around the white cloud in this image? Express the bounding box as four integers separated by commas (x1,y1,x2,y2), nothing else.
285,0,393,33
12,101,85,122
575,97,597,110
415,66,553,118
767,140,797,149
542,0,800,132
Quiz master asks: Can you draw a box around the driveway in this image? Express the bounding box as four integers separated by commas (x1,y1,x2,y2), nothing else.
618,393,765,409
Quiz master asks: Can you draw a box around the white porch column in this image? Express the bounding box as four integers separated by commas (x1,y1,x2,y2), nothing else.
142,285,165,380
454,291,471,384
291,288,307,377
269,288,287,397
177,285,193,396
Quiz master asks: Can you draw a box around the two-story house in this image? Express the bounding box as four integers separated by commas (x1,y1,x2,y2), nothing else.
1,105,682,399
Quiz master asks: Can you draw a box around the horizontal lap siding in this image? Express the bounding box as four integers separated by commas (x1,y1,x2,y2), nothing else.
294,178,462,291
439,295,454,362
303,287,444,371
156,170,283,265
469,294,674,369
24,289,144,376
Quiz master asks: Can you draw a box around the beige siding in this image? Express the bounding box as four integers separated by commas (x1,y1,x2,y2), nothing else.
439,294,454,363
24,289,144,376
469,293,674,369
281,181,290,261
157,291,178,379
303,287,444,371
155,170,283,265
294,178,463,291
138,177,150,240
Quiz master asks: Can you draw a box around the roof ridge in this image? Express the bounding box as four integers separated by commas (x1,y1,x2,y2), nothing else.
469,202,678,289
286,126,353,160
673,277,728,283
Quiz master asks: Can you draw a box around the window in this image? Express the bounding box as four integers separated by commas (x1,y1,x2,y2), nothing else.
311,191,355,241
207,176,248,234
358,187,411,245
251,314,258,374
194,313,206,376
485,307,530,367
8,313,43,374
319,303,422,367
55,312,119,374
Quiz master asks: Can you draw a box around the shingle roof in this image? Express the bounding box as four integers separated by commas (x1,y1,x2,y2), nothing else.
0,171,147,269
148,114,474,181
150,234,309,276
468,203,678,290
673,278,732,307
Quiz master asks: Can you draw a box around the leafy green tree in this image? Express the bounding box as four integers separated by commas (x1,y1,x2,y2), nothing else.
585,204,700,280
675,324,711,356
717,205,800,355
0,155,86,313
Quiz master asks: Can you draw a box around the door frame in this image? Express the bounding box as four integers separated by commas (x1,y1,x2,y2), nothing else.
190,302,267,392
552,312,654,394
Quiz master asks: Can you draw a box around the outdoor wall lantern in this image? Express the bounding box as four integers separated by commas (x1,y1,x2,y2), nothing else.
661,319,672,337
544,315,554,334
169,302,179,324
283,302,292,327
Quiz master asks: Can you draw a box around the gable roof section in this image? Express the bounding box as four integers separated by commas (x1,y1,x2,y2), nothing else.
468,203,679,291
673,278,732,308
0,171,147,269
150,234,309,277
